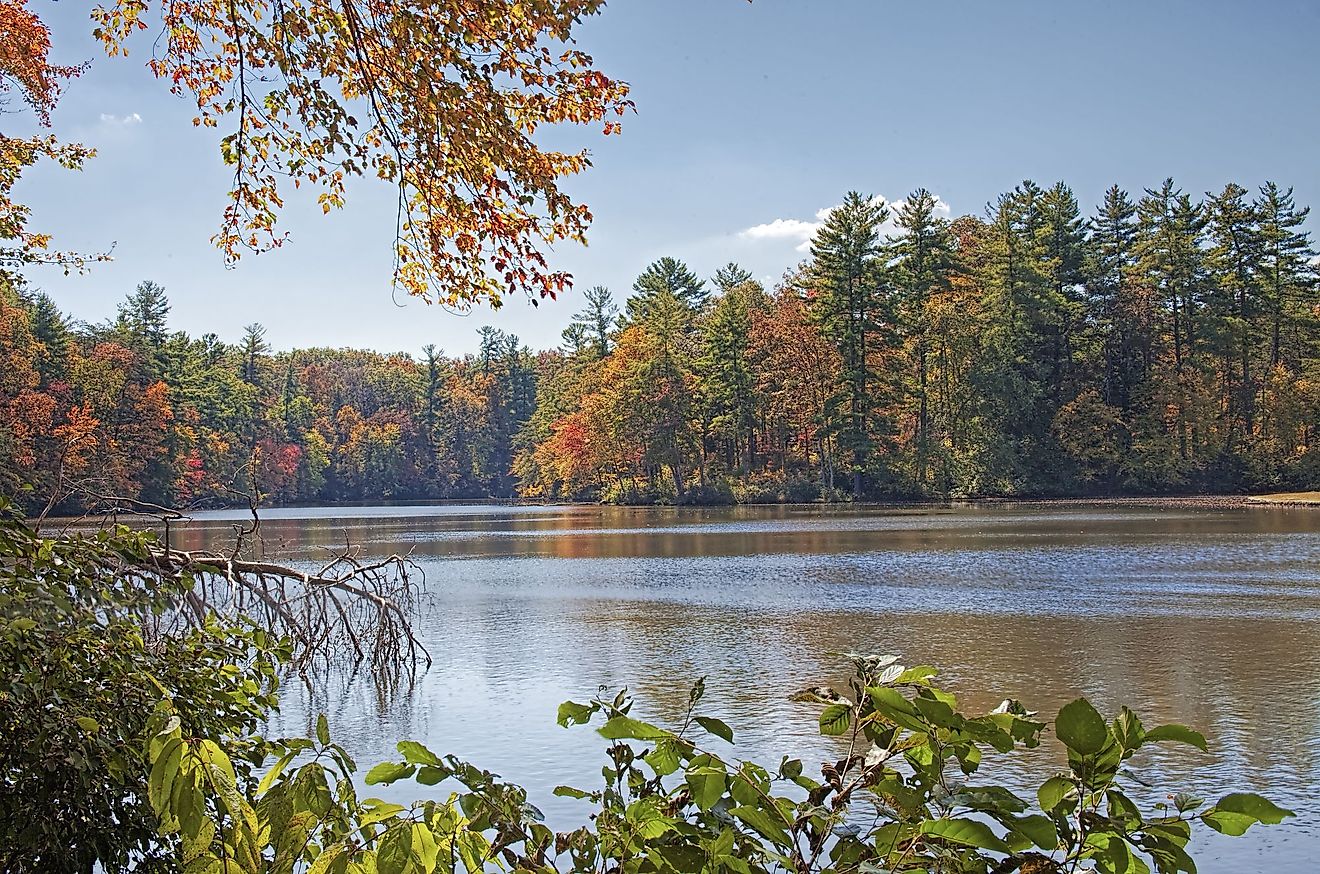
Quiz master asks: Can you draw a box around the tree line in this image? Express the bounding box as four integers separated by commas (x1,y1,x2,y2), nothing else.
2,178,1317,510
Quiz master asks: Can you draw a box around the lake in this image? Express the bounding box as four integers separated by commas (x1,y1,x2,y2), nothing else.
174,501,1320,871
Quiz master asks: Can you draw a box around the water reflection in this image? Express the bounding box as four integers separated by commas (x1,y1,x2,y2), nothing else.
173,503,1320,871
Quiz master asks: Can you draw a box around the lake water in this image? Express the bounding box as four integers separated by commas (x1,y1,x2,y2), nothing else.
174,502,1320,871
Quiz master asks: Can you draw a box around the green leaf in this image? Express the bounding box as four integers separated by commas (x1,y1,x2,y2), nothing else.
149,737,185,814
1055,698,1108,755
306,842,346,874
1038,775,1074,813
868,686,928,732
456,830,489,873
730,805,792,847
413,822,441,871
364,761,413,785
415,765,446,785
1111,706,1145,754
75,716,99,733
686,767,726,811
359,800,408,826
818,703,852,736
895,665,940,684
553,785,592,800
695,715,734,744
913,695,958,728
256,749,298,796
645,736,683,777
919,818,1011,853
597,715,668,741
377,822,414,874
1140,834,1196,873
397,740,443,766
316,713,329,746
626,798,673,839
1143,724,1208,752
557,700,594,727
1201,793,1295,836
1006,814,1057,850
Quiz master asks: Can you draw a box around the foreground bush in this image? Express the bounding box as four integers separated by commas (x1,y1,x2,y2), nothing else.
148,654,1290,874
0,508,282,873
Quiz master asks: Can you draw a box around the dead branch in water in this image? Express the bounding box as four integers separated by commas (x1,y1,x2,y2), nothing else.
29,476,432,680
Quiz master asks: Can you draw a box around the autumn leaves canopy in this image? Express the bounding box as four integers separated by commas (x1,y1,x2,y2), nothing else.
3,0,631,306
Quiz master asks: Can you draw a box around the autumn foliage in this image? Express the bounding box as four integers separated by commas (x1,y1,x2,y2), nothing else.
5,1,629,306
90,0,631,307
0,0,96,267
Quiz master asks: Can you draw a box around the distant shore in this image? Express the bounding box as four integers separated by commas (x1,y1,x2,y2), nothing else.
1242,491,1320,507
40,493,1320,524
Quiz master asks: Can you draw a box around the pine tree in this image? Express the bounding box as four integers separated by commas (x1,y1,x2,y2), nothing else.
890,188,957,488
1086,185,1142,410
1135,180,1209,461
1205,182,1264,437
808,191,893,498
1254,182,1317,370
1035,182,1088,403
26,291,71,384
569,285,617,358
560,323,591,357
116,280,171,377
632,288,698,495
626,257,707,322
976,183,1059,490
712,262,754,294
240,323,270,386
700,281,760,474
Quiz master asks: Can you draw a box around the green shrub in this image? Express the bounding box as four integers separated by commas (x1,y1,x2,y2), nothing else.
150,654,1291,874
0,504,283,873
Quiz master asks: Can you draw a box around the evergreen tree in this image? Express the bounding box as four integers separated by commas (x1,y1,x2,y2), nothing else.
700,281,760,474
626,257,707,322
1135,180,1210,462
117,280,171,348
1086,185,1143,410
975,183,1059,490
808,191,894,498
1205,182,1264,437
890,188,957,487
560,323,591,356
1035,182,1088,403
712,262,755,293
633,288,698,495
26,291,71,384
240,323,270,386
1253,183,1316,370
116,280,172,377
569,285,617,358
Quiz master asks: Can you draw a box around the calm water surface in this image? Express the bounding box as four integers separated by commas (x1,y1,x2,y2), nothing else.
175,502,1320,871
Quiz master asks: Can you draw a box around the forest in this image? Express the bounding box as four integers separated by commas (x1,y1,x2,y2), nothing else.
3,178,1317,510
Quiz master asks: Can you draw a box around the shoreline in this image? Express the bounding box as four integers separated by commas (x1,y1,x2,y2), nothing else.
38,493,1320,525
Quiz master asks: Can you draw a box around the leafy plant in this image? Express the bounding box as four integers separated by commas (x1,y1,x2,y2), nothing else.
146,653,1292,874
0,501,284,873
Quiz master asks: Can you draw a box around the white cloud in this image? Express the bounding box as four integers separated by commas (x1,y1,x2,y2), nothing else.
100,112,143,126
739,217,823,241
741,193,953,253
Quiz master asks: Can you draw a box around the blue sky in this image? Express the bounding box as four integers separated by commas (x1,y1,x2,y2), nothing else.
16,0,1320,356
